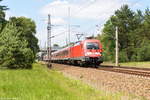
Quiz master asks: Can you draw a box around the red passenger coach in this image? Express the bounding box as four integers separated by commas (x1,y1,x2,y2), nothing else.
51,39,103,67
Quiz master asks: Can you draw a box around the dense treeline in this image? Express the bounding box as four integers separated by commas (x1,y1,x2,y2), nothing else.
0,0,39,68
97,5,150,62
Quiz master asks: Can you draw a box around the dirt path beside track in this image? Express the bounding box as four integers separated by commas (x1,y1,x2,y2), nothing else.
51,63,150,100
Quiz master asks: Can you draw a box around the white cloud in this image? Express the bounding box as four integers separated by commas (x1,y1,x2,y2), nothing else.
40,0,129,20
5,11,29,20
74,0,123,20
42,17,66,25
40,0,70,17
52,17,66,24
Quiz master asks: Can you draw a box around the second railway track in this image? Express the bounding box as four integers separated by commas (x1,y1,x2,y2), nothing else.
98,65,150,78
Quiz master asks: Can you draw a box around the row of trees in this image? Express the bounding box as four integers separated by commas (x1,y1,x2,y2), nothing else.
0,0,39,68
97,5,150,62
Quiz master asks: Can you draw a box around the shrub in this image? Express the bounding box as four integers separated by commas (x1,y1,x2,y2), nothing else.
0,23,34,69
119,50,129,62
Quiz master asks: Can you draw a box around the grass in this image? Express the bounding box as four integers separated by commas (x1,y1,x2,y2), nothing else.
102,61,150,68
0,63,144,100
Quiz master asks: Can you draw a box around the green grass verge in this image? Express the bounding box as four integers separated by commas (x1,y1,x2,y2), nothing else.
102,61,150,68
0,63,144,100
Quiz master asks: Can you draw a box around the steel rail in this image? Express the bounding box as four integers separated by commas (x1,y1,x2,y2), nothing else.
100,65,150,71
98,65,150,78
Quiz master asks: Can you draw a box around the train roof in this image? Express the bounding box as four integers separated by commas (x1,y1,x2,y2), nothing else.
82,39,100,43
52,39,100,54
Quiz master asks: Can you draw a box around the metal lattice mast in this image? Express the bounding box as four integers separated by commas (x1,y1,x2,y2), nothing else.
68,7,71,45
47,14,52,67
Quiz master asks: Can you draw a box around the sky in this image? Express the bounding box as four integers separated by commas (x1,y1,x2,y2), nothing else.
1,0,150,48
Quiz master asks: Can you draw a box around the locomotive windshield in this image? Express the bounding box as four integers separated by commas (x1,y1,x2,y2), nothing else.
86,42,99,49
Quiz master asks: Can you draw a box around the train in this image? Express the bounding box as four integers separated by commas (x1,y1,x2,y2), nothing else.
44,38,103,67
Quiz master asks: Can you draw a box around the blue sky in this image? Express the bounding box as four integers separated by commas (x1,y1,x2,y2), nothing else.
1,0,150,48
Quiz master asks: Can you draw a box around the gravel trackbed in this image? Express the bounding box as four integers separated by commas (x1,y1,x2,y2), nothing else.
52,63,150,100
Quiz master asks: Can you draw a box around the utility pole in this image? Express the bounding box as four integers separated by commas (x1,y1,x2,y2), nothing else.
68,7,71,63
47,14,52,68
68,7,71,45
115,26,119,66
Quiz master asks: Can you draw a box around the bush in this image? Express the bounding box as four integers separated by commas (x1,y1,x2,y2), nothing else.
0,23,34,69
119,50,129,62
137,41,150,61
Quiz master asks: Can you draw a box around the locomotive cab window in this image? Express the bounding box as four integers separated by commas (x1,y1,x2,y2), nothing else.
86,42,99,49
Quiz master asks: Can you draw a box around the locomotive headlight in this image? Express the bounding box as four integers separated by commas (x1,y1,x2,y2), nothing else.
95,52,100,55
86,52,92,55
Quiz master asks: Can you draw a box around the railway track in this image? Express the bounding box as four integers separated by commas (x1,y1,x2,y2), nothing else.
100,65,150,71
98,65,150,78
45,61,150,78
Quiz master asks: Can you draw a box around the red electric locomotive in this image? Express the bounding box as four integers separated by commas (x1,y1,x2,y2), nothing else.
51,38,103,67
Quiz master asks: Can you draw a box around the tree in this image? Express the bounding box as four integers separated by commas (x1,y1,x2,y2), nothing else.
97,20,116,61
0,23,34,69
9,17,39,57
142,8,150,40
0,0,8,32
99,5,147,62
0,1,38,68
53,44,59,47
